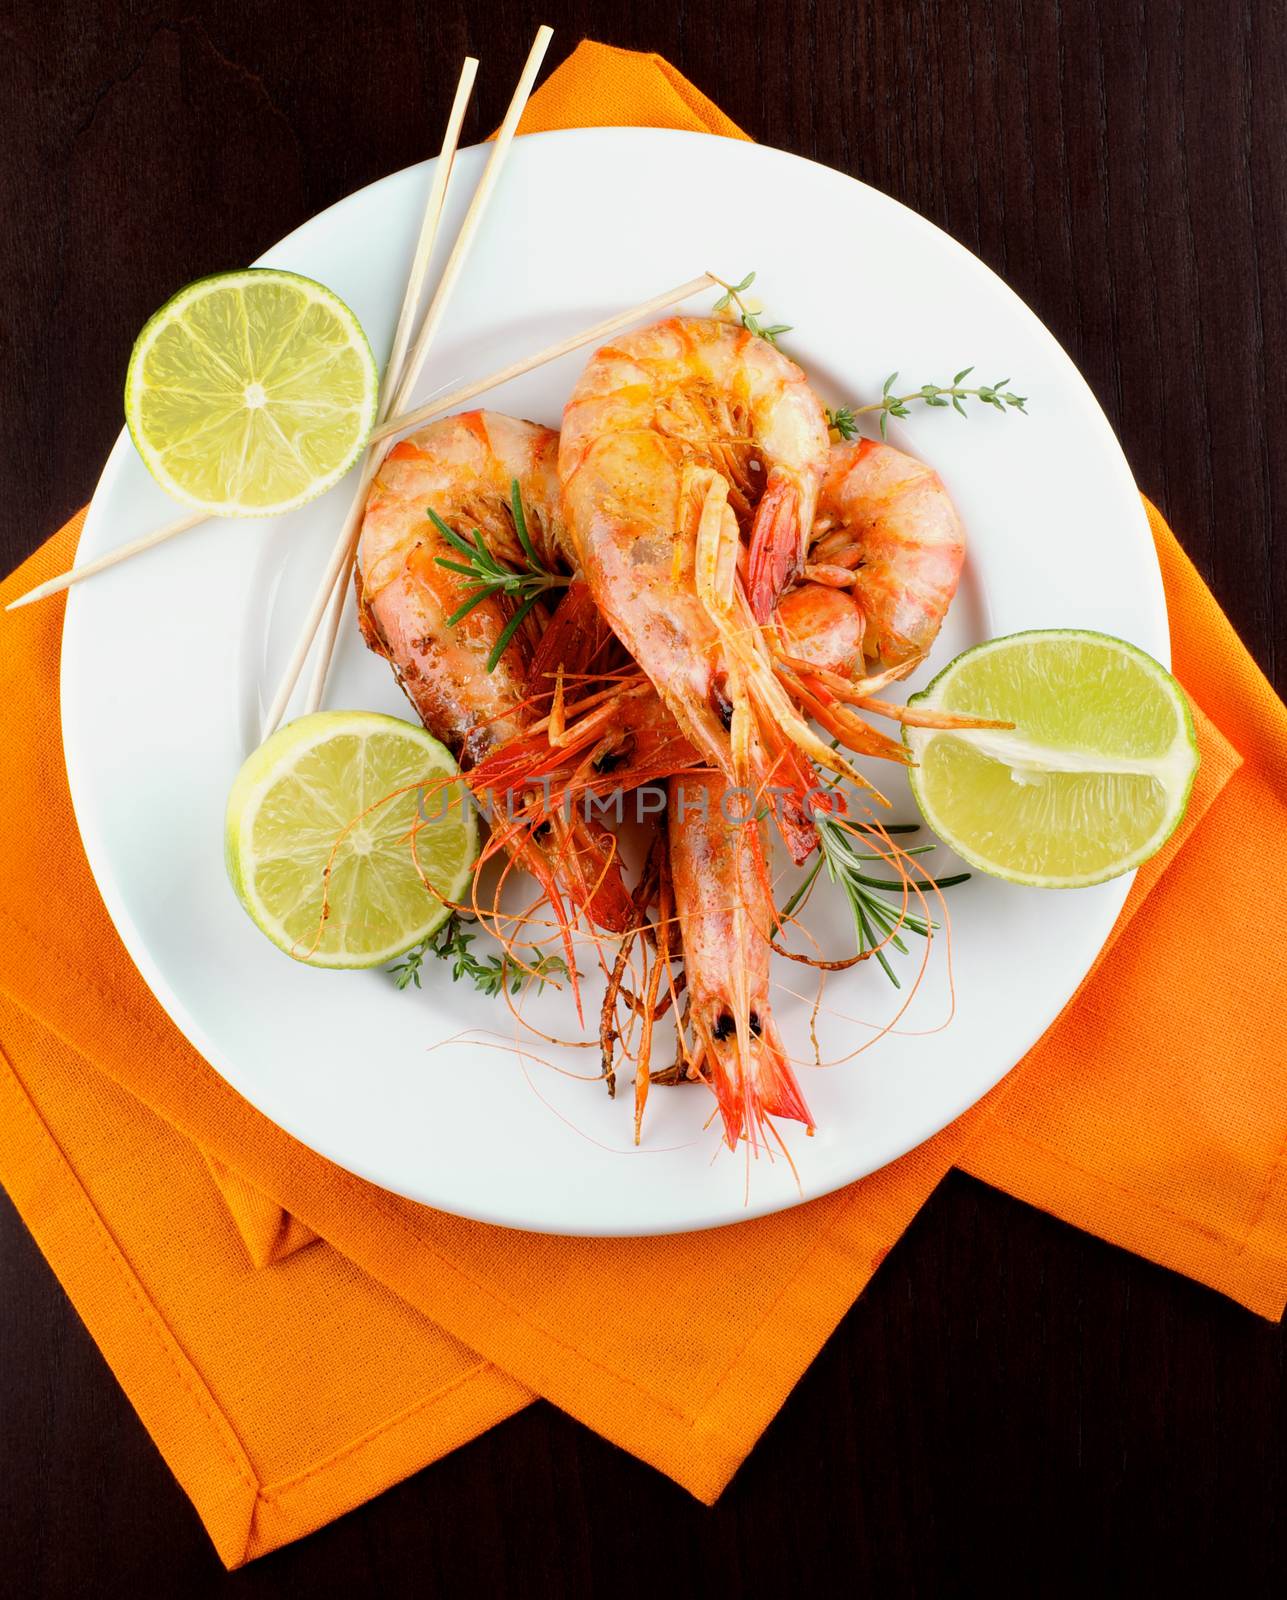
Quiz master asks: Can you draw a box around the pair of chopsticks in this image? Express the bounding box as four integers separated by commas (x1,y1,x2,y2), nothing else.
8,24,712,743
277,27,546,734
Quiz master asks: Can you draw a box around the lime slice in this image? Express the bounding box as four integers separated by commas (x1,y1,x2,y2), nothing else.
126,269,378,516
225,712,477,968
905,629,1198,888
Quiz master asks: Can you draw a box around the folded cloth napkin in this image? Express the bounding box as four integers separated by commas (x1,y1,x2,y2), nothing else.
2,40,1286,1570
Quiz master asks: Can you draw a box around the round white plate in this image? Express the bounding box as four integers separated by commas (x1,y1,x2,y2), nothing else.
61,128,1166,1235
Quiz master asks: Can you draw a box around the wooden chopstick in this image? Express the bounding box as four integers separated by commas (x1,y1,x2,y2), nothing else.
300,55,481,715
381,59,479,430
264,24,554,737
6,509,207,611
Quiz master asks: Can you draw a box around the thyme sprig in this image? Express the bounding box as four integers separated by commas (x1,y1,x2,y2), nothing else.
431,478,569,672
391,912,569,996
779,817,969,988
827,369,1028,441
709,271,792,347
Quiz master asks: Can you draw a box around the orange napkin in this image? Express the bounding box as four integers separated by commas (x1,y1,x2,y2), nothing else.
3,41,1287,1570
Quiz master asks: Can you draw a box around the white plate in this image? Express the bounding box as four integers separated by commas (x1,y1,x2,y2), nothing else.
61,128,1166,1235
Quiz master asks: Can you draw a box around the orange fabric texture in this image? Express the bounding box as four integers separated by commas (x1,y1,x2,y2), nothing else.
2,40,1286,1570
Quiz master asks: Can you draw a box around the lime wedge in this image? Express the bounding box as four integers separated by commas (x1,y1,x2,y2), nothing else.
905,630,1199,888
126,269,378,516
225,712,477,968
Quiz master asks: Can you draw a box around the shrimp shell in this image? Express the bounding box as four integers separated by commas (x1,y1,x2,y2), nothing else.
796,438,967,674
356,410,566,766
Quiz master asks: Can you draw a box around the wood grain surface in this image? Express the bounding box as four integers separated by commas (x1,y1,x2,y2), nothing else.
2,2,1283,1592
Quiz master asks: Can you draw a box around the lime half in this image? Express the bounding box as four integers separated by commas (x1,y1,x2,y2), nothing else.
905,629,1198,888
226,712,478,968
126,269,378,516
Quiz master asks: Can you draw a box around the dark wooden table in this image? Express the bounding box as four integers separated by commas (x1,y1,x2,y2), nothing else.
3,2,1283,1592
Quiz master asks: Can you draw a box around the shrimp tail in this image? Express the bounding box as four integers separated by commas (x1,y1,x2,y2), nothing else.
745,469,804,623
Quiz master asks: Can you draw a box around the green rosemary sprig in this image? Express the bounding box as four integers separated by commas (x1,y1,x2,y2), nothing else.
390,912,569,997
709,271,792,347
827,368,1028,441
431,478,569,672
778,816,969,989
